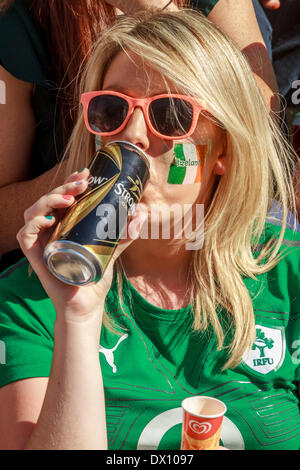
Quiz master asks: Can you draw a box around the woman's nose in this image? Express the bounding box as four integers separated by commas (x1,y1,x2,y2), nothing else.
117,107,150,151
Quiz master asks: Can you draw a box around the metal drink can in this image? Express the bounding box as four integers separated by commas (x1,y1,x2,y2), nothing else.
43,141,150,286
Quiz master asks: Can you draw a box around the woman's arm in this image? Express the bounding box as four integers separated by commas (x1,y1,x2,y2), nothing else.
0,66,67,254
12,171,109,449
0,378,49,450
0,172,108,450
0,172,107,449
0,322,107,450
208,0,279,112
0,171,144,449
24,319,107,450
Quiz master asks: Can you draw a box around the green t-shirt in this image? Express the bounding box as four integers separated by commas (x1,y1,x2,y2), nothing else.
0,224,300,450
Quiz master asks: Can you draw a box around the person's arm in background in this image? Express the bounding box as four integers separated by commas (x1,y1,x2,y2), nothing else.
0,0,178,257
0,66,68,254
207,0,279,112
108,0,279,112
210,1,300,220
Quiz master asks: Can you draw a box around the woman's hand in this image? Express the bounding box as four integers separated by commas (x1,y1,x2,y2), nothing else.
105,0,178,15
17,169,146,327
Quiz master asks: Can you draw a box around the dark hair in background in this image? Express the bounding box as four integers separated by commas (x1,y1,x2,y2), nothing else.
1,0,187,146
1,0,115,145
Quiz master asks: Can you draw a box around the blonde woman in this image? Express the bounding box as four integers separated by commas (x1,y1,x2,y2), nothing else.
0,9,299,451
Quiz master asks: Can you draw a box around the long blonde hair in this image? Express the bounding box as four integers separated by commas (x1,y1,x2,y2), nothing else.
64,9,296,369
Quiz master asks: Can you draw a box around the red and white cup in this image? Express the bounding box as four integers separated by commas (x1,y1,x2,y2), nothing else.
181,396,227,450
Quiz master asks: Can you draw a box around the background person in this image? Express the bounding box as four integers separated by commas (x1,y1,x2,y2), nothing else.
260,0,300,217
0,0,184,272
0,0,281,272
0,9,299,450
0,0,114,270
264,0,300,105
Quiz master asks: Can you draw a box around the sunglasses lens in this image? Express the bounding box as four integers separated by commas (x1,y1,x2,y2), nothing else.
149,97,193,137
88,95,129,133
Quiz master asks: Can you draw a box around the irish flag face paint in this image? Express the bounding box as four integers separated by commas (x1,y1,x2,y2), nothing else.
168,144,206,184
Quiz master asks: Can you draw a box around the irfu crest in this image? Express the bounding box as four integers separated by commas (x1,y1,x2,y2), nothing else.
242,325,285,374
251,329,274,367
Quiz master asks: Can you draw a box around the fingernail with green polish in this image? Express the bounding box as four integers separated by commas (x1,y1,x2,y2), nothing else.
45,216,53,220
78,168,86,173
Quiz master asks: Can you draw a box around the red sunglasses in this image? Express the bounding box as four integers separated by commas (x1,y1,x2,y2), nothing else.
81,91,206,140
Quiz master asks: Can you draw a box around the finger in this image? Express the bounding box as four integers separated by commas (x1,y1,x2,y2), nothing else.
17,215,56,252
24,180,89,222
51,171,90,196
17,215,59,280
63,168,90,184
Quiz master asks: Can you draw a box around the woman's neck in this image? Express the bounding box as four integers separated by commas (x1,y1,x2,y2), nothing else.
121,238,193,309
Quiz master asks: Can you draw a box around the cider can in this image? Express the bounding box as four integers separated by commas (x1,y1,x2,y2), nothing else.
44,141,150,286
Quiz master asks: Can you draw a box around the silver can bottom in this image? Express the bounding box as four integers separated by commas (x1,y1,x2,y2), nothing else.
44,240,103,286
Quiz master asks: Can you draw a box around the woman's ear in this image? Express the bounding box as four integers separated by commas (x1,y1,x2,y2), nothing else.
214,155,227,175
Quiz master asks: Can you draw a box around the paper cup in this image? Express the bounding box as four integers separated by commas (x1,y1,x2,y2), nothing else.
181,396,227,450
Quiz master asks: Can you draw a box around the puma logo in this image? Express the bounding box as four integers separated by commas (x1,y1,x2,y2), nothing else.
99,334,128,373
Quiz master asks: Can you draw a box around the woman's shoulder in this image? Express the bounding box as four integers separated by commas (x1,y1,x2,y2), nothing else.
254,223,300,277
0,0,52,86
0,257,52,310
261,222,300,255
248,223,300,316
